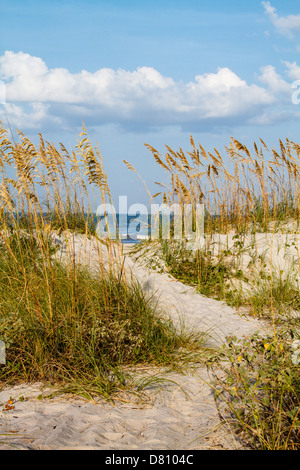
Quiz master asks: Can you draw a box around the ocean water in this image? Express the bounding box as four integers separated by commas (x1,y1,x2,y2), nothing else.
96,213,151,244
7,212,150,244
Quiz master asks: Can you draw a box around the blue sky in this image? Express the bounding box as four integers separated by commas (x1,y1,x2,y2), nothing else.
1,0,300,205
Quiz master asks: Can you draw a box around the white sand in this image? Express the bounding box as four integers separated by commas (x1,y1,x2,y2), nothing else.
0,233,278,450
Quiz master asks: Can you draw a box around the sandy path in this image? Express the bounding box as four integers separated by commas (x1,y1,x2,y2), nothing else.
0,235,269,450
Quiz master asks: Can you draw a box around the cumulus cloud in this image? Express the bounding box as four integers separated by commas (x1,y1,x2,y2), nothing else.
0,50,287,133
259,65,291,94
262,1,300,39
283,61,300,81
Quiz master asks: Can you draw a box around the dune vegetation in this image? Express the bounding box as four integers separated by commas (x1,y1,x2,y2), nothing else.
0,120,299,449
0,121,205,401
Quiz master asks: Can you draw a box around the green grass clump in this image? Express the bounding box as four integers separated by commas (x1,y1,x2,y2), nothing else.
162,243,231,300
209,330,300,450
242,273,300,321
0,229,202,398
46,200,98,235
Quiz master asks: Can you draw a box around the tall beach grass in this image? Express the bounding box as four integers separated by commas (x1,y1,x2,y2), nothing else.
0,122,206,400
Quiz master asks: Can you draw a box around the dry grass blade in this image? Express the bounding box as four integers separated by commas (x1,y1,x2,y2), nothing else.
123,160,137,173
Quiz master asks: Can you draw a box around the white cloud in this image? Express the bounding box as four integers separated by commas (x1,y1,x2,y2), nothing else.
259,64,291,94
262,1,300,39
248,108,300,126
2,102,62,130
0,50,285,133
283,60,300,80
